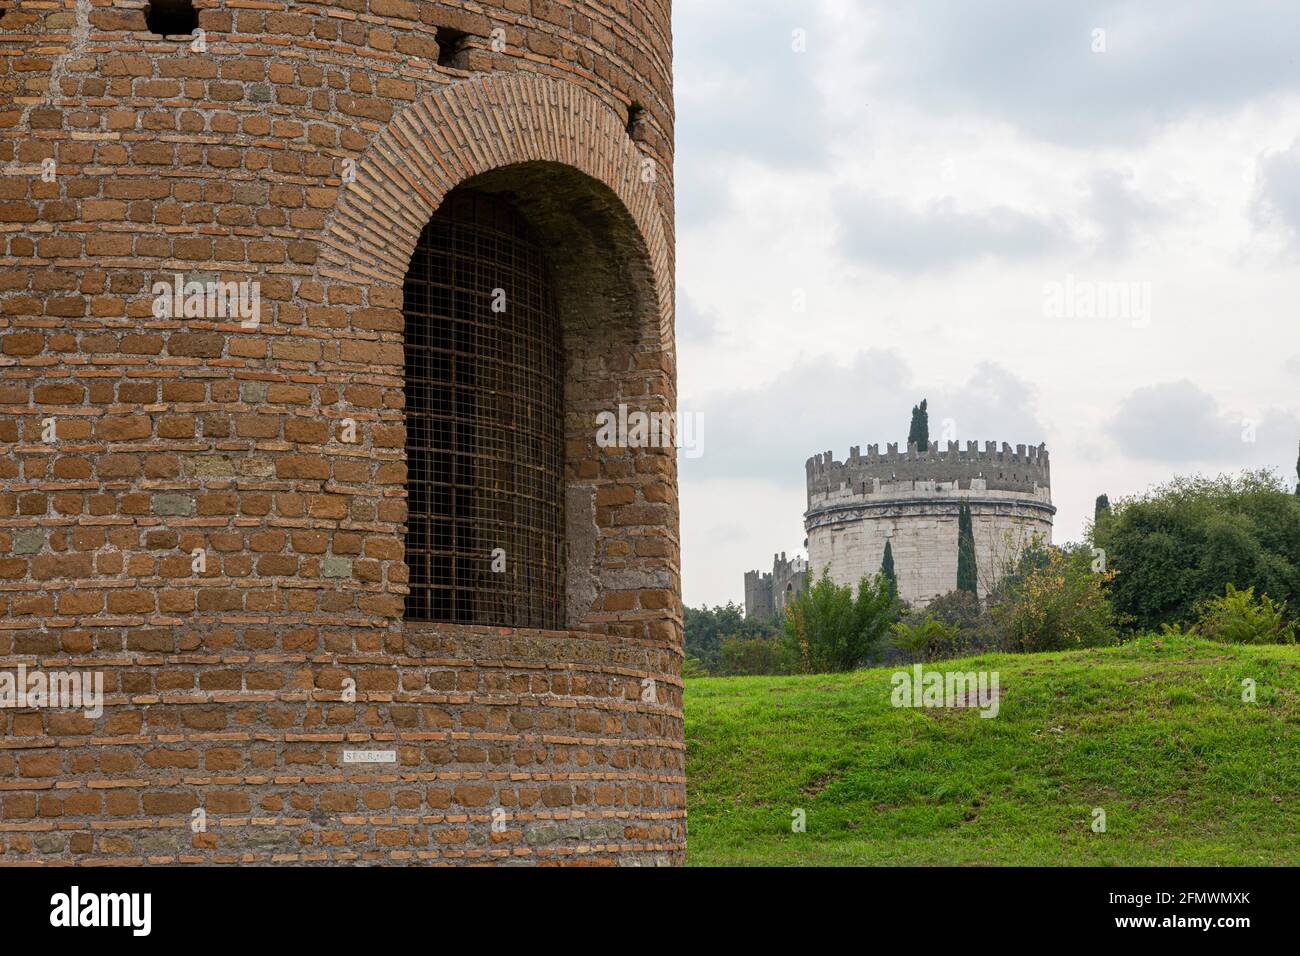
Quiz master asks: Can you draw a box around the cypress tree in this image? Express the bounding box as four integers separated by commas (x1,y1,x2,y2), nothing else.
1094,494,1111,522
881,539,897,595
907,399,929,452
956,501,978,594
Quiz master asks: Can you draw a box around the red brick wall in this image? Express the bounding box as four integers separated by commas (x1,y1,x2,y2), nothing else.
0,0,681,865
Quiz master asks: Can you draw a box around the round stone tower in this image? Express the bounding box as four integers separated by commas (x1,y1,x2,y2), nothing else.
805,441,1054,607
0,0,680,865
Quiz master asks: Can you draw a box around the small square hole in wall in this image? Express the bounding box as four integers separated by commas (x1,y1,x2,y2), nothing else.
626,104,648,141
436,27,470,68
146,0,198,37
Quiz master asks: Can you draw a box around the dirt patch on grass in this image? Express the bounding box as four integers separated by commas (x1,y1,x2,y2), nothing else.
801,774,836,796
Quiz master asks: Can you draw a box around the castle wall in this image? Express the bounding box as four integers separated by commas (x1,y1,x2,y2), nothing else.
744,552,806,620
743,569,773,620
807,495,1052,606
804,445,1053,607
0,0,680,867
770,554,807,616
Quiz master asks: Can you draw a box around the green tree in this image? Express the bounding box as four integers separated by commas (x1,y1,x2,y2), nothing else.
779,570,900,673
1090,471,1300,631
907,399,929,451
684,601,777,671
880,539,897,596
956,501,978,594
1094,494,1110,522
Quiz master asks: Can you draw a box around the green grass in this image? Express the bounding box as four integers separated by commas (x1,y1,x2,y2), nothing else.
685,635,1300,865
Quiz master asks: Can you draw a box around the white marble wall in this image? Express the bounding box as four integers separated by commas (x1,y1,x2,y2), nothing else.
806,488,1052,607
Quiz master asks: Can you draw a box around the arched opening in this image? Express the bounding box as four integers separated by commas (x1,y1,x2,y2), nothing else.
403,187,564,628
399,160,663,633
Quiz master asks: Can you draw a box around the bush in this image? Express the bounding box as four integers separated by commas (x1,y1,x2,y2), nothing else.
880,589,1003,662
925,588,982,630
1193,584,1296,644
991,546,1119,652
925,589,1002,654
717,635,785,675
684,601,778,671
681,656,710,678
985,539,1053,606
888,614,960,663
1091,471,1300,631
779,569,901,673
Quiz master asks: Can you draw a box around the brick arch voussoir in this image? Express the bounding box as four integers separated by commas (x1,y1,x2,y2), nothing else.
319,73,673,346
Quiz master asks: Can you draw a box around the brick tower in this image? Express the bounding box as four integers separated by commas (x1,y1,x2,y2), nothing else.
0,0,681,865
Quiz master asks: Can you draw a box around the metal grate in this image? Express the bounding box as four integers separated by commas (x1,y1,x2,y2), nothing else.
403,188,564,628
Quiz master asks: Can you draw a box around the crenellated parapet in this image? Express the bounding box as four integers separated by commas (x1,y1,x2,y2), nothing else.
806,440,1050,507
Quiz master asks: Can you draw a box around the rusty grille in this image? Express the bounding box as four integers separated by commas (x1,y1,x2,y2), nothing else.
402,189,564,628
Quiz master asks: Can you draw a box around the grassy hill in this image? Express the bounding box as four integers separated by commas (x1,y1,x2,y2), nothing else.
685,635,1300,865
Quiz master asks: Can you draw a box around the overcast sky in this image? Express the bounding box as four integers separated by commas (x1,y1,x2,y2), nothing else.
672,0,1300,609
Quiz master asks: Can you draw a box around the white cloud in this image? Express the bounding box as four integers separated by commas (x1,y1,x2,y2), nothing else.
682,352,1047,484
1081,168,1167,258
857,0,1300,146
675,291,722,347
1106,380,1299,466
833,190,1070,272
1253,136,1300,248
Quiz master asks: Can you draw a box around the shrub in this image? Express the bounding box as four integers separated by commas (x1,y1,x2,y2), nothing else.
986,539,1053,605
717,635,784,675
888,614,960,663
915,588,1001,658
681,656,710,679
925,588,983,630
779,569,901,673
991,546,1119,652
1193,584,1296,644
